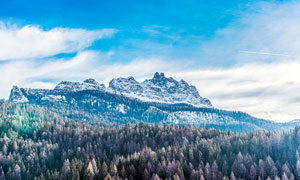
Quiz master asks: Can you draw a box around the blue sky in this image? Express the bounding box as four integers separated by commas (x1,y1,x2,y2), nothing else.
1,0,300,122
0,0,254,65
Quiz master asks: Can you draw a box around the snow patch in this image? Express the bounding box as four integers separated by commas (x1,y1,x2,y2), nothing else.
13,96,28,103
55,79,105,91
41,95,66,102
116,104,126,114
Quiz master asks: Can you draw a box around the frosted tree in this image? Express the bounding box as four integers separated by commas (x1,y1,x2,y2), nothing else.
230,171,236,180
191,169,203,180
100,162,108,179
270,166,278,179
249,165,256,180
237,152,243,163
120,166,126,178
143,169,150,180
0,171,5,180
104,174,112,180
61,159,71,179
7,165,21,180
258,159,265,179
91,158,98,175
282,172,288,180
296,150,300,161
150,174,161,180
211,160,218,177
2,144,7,155
282,163,291,178
270,131,281,147
290,173,295,180
265,156,275,172
274,176,281,180
166,161,178,178
296,159,300,178
173,173,180,180
14,164,22,180
200,174,205,180
109,163,117,177
204,162,211,180
85,161,95,180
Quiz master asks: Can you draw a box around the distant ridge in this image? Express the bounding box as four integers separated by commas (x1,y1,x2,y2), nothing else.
8,72,300,132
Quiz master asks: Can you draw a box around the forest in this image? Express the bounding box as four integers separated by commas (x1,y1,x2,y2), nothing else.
0,101,300,180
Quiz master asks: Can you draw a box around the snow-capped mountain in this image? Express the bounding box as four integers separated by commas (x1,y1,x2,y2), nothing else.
9,86,29,103
9,78,105,104
8,72,300,132
54,78,105,91
10,72,212,107
109,72,212,107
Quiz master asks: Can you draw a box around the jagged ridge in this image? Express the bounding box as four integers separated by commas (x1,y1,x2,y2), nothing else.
109,72,212,107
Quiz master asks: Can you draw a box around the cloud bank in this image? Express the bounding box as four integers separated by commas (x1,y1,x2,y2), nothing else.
170,61,300,122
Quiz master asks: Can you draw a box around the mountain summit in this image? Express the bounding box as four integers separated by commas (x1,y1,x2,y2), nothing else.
109,72,212,107
54,78,105,91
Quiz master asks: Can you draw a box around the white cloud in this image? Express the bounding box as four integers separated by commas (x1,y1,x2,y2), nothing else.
0,50,101,97
0,22,116,60
169,61,300,122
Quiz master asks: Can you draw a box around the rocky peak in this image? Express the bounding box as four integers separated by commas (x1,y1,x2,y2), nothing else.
151,72,171,85
9,85,28,103
146,72,175,88
109,76,142,93
54,79,105,91
110,72,212,107
153,72,165,80
10,86,23,98
83,78,99,85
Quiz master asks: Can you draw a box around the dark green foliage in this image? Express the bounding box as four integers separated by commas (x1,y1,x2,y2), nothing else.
1,102,300,179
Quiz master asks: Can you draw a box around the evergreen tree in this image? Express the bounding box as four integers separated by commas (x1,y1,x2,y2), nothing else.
230,171,236,180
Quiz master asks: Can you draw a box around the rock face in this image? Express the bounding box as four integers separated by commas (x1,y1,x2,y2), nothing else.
10,73,212,107
8,73,300,132
54,78,105,91
109,72,212,107
9,86,28,103
9,78,106,104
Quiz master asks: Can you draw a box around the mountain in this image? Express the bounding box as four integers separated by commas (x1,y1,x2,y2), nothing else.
8,72,300,132
109,72,212,107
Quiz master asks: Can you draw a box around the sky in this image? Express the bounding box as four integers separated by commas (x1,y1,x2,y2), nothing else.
1,0,300,122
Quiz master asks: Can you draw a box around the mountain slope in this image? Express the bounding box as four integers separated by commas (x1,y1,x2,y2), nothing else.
8,73,300,132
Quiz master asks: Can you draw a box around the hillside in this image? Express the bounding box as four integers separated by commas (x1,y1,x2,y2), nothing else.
8,73,300,132
0,101,300,179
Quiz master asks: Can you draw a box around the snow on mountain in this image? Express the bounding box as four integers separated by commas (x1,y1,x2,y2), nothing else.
10,73,212,107
9,79,105,103
54,78,105,91
9,86,29,103
8,74,300,132
109,72,212,107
